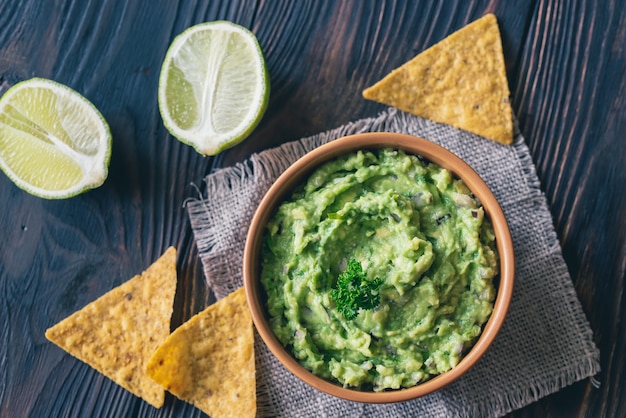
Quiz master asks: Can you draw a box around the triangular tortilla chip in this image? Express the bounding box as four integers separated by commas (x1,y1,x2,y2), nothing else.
45,247,177,408
146,287,255,418
363,13,513,144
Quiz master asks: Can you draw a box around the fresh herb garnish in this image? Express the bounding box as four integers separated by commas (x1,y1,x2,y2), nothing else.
331,259,384,320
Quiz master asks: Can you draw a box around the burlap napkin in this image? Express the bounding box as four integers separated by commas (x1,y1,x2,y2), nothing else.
186,108,600,417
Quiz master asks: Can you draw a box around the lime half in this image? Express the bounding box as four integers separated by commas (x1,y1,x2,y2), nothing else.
0,78,112,199
158,21,270,156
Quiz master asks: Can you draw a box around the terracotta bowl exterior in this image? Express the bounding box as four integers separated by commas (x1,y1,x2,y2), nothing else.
243,132,514,403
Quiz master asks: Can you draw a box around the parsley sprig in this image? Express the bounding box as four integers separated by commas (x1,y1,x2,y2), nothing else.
331,259,384,320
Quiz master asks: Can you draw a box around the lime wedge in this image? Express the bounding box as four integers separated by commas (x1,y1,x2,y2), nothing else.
0,78,112,199
158,21,270,156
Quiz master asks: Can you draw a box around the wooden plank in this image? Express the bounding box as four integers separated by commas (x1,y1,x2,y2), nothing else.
510,0,626,417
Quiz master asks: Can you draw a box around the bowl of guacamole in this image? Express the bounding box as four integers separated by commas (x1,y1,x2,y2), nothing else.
243,132,514,403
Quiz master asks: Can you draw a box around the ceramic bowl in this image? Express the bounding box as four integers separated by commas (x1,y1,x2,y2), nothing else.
243,132,514,403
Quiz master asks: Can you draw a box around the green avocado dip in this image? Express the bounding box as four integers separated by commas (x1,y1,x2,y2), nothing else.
260,148,498,391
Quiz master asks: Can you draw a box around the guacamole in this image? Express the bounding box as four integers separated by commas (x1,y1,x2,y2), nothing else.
260,148,498,391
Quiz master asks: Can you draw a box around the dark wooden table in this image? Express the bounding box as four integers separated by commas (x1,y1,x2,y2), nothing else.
1,1,623,417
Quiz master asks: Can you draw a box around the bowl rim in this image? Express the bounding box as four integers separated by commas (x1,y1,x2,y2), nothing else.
243,132,515,403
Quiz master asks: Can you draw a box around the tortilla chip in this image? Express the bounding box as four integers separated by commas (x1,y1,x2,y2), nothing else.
146,287,255,418
363,13,513,144
45,247,177,408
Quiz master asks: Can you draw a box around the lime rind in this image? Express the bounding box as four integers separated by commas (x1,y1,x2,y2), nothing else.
158,21,270,156
0,78,112,199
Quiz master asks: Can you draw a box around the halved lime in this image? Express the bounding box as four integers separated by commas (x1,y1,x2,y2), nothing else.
158,21,270,156
0,78,112,199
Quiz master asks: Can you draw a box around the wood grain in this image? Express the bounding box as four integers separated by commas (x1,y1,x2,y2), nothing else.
0,0,623,416
510,1,626,417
